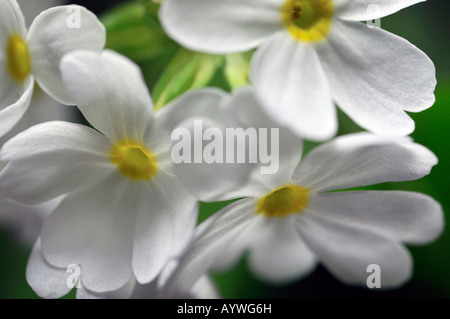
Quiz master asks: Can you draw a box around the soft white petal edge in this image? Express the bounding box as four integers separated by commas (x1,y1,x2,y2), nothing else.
0,78,33,138
309,191,444,245
251,32,337,141
297,213,413,288
161,198,256,297
160,0,284,53
0,121,115,204
26,239,72,299
335,0,426,21
60,49,153,142
293,133,437,192
27,5,106,105
316,20,435,136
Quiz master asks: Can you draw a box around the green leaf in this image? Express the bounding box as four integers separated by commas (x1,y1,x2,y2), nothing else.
101,2,177,62
224,51,253,90
152,49,224,111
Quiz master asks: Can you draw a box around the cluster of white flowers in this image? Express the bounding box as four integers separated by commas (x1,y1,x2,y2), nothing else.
0,0,444,299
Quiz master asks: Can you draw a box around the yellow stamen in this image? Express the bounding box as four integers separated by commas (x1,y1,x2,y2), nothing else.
256,184,310,218
110,140,158,181
281,0,334,42
6,34,31,83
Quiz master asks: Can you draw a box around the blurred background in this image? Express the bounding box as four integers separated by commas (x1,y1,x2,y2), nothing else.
0,0,449,299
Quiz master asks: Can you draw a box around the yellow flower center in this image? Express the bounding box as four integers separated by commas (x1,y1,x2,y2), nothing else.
256,184,310,218
110,140,158,181
281,0,334,42
6,34,31,83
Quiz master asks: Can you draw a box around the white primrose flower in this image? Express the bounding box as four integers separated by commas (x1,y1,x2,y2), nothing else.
160,0,436,141
26,241,220,299
0,50,230,295
0,198,62,245
0,0,105,137
161,88,443,295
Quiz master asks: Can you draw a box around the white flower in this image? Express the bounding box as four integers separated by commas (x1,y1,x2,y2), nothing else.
26,241,220,299
160,0,436,141
161,88,443,295
0,0,105,137
0,198,61,245
0,50,229,294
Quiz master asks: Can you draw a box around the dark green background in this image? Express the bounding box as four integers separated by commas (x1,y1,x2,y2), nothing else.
0,0,449,299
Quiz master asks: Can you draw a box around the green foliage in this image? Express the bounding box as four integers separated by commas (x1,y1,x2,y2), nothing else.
152,49,224,110
101,1,177,62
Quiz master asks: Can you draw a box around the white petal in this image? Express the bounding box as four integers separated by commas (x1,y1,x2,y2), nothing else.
0,122,115,204
76,277,137,299
248,216,317,284
0,85,77,147
251,32,337,141
297,213,412,288
189,276,220,299
171,117,257,202
161,198,256,297
60,50,153,141
0,0,27,40
211,215,266,272
0,197,60,245
151,88,256,202
309,191,444,245
132,173,198,284
27,5,106,105
150,88,228,148
335,0,425,21
40,172,138,293
0,77,33,138
26,239,72,299
160,0,283,53
1,121,111,160
293,133,438,192
223,87,304,187
316,20,435,135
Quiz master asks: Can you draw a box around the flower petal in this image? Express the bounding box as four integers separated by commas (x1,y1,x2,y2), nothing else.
150,88,228,149
60,50,153,141
76,277,137,299
0,122,115,204
27,5,105,105
0,77,33,138
189,276,220,299
0,0,27,40
335,0,425,21
297,213,412,288
40,172,138,293
248,216,317,284
0,197,61,245
132,172,198,284
251,32,337,141
316,20,435,135
0,85,77,147
0,0,27,105
160,0,284,53
293,133,437,192
310,191,444,245
26,239,72,299
161,198,256,297
170,117,257,202
211,215,266,272
224,87,304,188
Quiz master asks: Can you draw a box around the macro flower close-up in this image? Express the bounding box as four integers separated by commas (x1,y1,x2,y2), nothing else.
0,0,105,137
160,0,436,140
0,0,449,305
162,89,443,296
